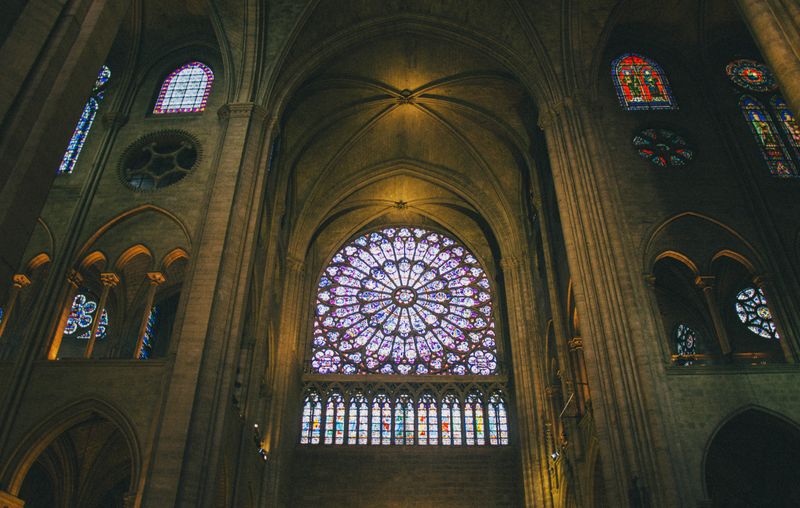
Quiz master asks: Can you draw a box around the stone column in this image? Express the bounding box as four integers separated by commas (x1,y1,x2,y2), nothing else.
47,270,83,360
132,272,165,359
567,337,589,415
737,0,800,117
539,95,679,506
694,276,733,357
0,274,32,340
0,490,24,508
83,272,118,359
752,274,796,362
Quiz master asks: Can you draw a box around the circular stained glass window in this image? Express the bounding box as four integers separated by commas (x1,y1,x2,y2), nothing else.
311,226,498,375
675,324,698,356
63,293,109,340
633,128,694,167
120,130,200,191
735,287,779,340
726,59,778,92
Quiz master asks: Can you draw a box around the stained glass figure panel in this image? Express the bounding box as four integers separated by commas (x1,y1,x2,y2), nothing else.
464,391,485,446
736,287,780,340
347,392,369,445
394,393,414,445
58,66,110,175
153,62,214,114
612,54,676,110
371,393,392,445
300,391,322,444
417,393,438,445
323,392,345,445
63,293,108,340
771,96,800,160
488,391,509,445
740,96,797,177
312,226,498,376
726,59,778,92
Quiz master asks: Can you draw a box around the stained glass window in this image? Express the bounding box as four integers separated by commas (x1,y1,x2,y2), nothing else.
464,391,485,446
300,391,322,444
137,305,159,359
417,392,438,445
153,62,214,114
487,391,509,445
371,392,392,445
740,96,797,177
736,287,780,340
323,391,345,445
726,59,778,92
312,226,497,376
612,54,676,110
771,96,800,159
632,128,694,167
394,393,415,445
58,66,110,175
675,324,698,356
63,293,108,340
440,393,462,446
347,391,369,445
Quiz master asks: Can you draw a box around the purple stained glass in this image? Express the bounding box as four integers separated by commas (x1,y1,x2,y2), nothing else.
58,66,110,175
153,62,214,114
63,293,108,340
311,226,498,375
736,287,779,340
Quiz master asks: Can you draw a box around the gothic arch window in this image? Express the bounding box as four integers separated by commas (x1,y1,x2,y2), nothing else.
300,226,510,447
300,390,322,444
739,96,797,177
58,66,110,174
611,53,676,111
735,287,779,340
771,96,800,159
153,61,214,114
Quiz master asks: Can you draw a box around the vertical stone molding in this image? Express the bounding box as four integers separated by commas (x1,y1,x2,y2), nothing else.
539,95,677,506
752,274,795,362
0,274,31,340
694,276,733,356
84,272,119,359
47,270,83,360
567,337,589,414
737,0,800,117
132,272,166,359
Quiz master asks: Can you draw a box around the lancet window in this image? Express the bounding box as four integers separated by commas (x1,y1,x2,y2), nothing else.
58,66,110,175
611,53,676,110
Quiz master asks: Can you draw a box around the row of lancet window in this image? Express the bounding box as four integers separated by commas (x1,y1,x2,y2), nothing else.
611,53,800,177
300,387,509,447
58,61,213,175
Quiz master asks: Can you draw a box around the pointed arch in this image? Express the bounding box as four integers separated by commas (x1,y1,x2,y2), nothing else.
611,53,676,110
739,95,797,177
153,61,214,114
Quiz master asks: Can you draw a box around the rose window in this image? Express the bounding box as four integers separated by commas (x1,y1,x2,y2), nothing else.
311,226,498,375
633,128,694,167
726,59,778,93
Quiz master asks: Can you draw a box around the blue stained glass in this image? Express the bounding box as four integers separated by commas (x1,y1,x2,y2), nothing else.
138,306,159,359
772,96,800,160
64,293,108,340
154,62,213,114
740,95,797,177
58,66,110,175
735,287,779,340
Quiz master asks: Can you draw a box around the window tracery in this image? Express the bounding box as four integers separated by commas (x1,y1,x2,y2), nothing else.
63,292,109,340
611,53,676,110
58,66,110,175
153,61,214,114
735,287,779,340
739,96,797,177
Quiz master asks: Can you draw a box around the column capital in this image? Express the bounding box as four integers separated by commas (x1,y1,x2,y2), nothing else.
643,273,657,287
286,256,305,274
694,275,716,290
537,93,592,130
66,269,84,288
0,490,25,508
100,272,120,287
752,273,772,287
500,256,520,271
218,102,269,122
12,274,31,289
146,271,166,285
568,337,583,351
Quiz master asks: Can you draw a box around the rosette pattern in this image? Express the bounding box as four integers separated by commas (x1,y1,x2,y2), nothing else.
312,227,498,375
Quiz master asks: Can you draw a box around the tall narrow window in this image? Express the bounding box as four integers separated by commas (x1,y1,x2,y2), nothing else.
611,53,676,110
739,96,797,177
347,391,369,445
440,393,462,446
487,391,509,445
464,391,485,446
323,391,345,445
137,306,159,359
771,96,800,159
300,391,322,444
417,392,438,445
394,393,414,445
58,66,110,175
371,392,391,445
153,62,214,114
